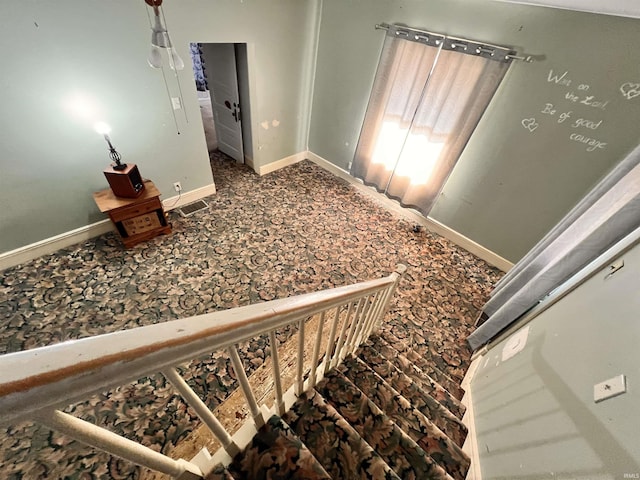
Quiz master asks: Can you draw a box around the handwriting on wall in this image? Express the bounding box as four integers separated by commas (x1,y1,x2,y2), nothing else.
520,69,638,153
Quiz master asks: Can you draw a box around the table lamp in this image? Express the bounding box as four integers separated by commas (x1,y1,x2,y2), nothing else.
95,122,144,198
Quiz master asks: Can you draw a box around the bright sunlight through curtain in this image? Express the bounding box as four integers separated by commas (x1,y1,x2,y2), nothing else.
351,27,511,216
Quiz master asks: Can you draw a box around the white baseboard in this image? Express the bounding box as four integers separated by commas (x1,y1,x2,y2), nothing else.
461,356,483,480
0,220,114,271
0,183,217,271
306,151,513,273
258,151,307,176
162,182,217,211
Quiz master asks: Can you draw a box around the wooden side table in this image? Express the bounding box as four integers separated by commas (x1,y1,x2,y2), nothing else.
93,180,171,248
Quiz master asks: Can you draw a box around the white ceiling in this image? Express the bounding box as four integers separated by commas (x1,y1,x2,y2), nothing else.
494,0,640,18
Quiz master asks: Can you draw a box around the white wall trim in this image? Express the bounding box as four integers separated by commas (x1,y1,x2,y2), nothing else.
0,183,217,271
258,151,307,176
162,182,217,211
0,220,114,271
493,0,640,19
306,151,514,273
461,356,483,480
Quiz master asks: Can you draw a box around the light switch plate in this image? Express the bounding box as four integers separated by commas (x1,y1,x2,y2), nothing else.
594,374,626,403
171,97,182,110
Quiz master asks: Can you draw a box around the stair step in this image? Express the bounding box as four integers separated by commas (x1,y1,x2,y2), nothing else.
403,351,465,397
317,369,455,480
372,334,466,400
373,332,465,384
358,344,466,421
227,415,331,480
356,345,467,447
204,464,235,480
340,357,470,480
284,389,401,480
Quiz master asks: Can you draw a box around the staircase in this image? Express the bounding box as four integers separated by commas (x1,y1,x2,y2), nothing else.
207,332,469,480
0,266,475,479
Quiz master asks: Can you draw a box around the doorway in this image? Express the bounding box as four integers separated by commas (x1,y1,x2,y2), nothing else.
190,42,253,169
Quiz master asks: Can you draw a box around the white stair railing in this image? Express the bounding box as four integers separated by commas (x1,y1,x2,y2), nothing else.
0,265,406,479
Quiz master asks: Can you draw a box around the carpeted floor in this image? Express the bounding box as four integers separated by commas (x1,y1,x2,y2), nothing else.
0,151,502,479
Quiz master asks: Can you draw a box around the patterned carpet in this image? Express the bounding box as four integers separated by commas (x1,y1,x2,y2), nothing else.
0,151,502,479
215,332,473,479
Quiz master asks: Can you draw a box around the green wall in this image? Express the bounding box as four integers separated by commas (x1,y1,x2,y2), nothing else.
0,0,316,253
4,0,640,262
308,0,640,262
471,237,640,477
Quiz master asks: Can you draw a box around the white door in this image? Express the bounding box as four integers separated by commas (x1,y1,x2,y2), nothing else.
203,43,244,163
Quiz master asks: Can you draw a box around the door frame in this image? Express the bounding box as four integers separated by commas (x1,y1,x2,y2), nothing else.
190,41,258,174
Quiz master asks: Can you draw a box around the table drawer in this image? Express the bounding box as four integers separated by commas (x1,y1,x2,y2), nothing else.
109,198,161,223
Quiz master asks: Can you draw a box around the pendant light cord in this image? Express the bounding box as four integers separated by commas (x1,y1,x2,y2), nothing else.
144,4,186,134
160,6,189,125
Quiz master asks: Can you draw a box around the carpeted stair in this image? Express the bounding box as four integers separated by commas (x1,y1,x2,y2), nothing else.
205,333,470,480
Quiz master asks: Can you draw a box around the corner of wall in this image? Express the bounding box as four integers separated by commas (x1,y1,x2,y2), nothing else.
258,152,307,176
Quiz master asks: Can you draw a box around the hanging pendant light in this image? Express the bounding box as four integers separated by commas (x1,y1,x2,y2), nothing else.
143,0,187,135
145,0,184,70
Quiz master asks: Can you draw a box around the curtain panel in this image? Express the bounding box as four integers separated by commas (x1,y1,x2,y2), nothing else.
350,35,438,192
468,143,640,350
351,30,509,217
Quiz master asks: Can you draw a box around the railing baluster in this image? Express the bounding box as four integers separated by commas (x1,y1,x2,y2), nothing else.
35,409,203,479
268,330,285,415
370,264,408,333
163,367,240,458
342,296,369,358
363,286,392,340
227,345,264,428
323,305,342,374
331,299,357,369
358,288,388,344
351,290,381,349
308,311,326,388
295,318,306,395
350,293,377,352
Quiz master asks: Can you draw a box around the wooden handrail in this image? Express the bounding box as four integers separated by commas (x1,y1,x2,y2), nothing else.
0,269,402,426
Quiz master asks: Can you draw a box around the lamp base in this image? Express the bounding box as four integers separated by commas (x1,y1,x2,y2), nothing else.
104,163,145,198
112,162,128,171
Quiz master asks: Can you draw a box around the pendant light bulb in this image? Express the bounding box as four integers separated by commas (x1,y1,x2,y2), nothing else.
148,45,163,68
169,48,185,70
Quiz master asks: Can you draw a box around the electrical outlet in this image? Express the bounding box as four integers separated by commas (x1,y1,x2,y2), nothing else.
594,375,626,403
173,182,182,192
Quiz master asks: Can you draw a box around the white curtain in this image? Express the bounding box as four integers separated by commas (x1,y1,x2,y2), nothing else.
468,143,640,350
351,33,510,215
